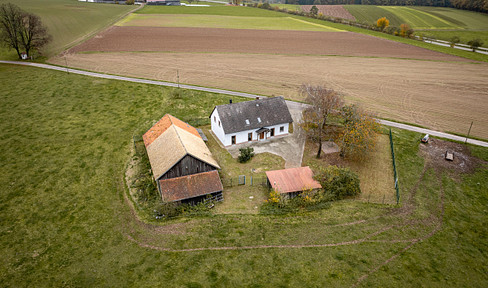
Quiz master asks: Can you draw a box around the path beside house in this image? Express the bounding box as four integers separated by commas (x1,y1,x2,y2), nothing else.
226,103,306,168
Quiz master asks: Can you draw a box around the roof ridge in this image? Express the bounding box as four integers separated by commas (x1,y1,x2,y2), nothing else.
172,124,189,155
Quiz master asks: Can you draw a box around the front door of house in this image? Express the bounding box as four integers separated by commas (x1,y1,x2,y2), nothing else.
259,132,265,140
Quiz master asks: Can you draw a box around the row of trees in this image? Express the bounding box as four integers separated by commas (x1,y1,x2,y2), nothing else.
284,0,488,13
0,3,51,59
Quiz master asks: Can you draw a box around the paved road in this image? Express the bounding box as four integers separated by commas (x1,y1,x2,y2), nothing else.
1,60,487,148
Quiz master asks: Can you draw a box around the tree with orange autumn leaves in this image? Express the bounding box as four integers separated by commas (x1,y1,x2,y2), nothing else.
376,17,389,31
336,104,380,160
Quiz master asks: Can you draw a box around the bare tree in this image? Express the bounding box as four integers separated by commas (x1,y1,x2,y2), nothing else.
0,3,22,59
18,12,51,58
0,3,51,59
300,84,344,159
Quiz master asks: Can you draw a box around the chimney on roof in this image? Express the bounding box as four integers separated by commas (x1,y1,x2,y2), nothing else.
229,99,233,104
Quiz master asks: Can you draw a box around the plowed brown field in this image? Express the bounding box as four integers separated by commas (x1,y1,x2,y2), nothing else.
52,51,488,139
69,26,467,61
301,5,356,21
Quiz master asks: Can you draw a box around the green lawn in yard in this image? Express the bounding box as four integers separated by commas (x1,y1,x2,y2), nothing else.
203,127,285,214
1,64,487,286
117,13,343,31
0,0,135,59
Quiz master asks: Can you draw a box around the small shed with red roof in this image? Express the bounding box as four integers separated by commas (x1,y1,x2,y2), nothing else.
265,166,322,198
143,114,223,204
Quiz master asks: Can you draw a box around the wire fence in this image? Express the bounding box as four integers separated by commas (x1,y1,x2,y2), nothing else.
221,175,268,188
389,128,400,205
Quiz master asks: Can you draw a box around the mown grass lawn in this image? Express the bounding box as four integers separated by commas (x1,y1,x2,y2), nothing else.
1,64,487,287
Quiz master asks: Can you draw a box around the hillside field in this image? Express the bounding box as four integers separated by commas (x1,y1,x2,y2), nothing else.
345,5,488,30
345,5,488,47
1,64,487,287
0,0,135,59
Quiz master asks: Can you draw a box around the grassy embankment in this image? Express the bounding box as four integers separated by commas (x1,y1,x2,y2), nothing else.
0,0,135,59
1,64,487,287
345,5,488,47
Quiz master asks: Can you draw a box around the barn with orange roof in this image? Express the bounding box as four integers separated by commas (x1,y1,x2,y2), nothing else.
143,114,223,204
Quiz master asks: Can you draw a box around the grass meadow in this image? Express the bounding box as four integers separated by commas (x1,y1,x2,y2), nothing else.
0,0,135,59
117,14,342,31
1,64,487,286
420,30,488,48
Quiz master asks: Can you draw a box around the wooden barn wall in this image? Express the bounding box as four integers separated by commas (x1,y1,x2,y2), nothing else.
160,155,215,180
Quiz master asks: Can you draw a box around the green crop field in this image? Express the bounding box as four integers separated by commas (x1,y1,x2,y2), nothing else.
117,13,343,31
344,5,488,47
345,5,488,30
1,64,487,287
270,3,301,11
0,0,135,59
136,5,287,17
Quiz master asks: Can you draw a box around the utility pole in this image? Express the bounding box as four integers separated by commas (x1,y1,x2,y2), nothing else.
465,121,473,144
177,69,180,89
64,56,69,74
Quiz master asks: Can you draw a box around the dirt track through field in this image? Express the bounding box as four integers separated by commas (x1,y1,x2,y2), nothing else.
69,26,468,61
123,158,446,287
53,52,488,139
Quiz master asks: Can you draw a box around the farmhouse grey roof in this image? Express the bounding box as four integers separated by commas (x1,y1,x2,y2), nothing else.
214,97,293,134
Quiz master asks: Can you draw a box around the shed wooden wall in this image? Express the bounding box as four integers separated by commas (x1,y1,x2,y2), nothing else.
159,155,216,181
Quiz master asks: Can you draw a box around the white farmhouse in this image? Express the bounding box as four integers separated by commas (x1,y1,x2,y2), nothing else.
210,97,293,146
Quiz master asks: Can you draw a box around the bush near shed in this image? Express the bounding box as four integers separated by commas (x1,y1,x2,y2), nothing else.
314,165,361,200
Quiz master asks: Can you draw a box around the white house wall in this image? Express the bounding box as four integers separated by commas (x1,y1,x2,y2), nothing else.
213,121,290,147
210,109,226,145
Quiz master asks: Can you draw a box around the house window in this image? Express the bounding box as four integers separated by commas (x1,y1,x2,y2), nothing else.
218,120,220,127
214,116,216,122
270,128,275,137
245,119,250,125
257,117,261,123
232,135,236,145
248,132,252,141
280,126,284,132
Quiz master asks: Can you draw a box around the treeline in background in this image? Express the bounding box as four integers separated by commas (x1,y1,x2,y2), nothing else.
283,0,488,13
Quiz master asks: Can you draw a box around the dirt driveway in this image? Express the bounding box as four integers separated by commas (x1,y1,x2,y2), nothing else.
226,102,306,168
